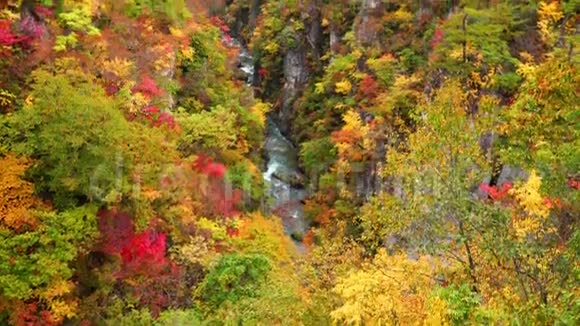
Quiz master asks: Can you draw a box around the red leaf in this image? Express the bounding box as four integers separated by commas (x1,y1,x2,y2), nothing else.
0,20,29,47
132,76,163,97
205,162,227,178
359,75,379,98
431,23,444,48
258,67,268,78
193,155,226,178
480,182,512,201
191,155,241,216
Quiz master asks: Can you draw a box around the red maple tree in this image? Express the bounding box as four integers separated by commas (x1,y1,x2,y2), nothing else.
193,155,241,216
132,75,163,98
479,182,513,201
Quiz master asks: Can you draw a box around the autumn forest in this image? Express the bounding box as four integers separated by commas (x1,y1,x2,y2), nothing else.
0,0,578,325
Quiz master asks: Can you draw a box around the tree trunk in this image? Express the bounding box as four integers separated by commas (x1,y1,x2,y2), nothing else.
20,0,40,21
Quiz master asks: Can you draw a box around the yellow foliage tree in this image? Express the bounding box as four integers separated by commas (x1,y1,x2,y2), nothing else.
101,57,135,81
510,170,553,239
234,213,296,264
0,155,38,230
331,249,437,325
537,1,564,45
36,279,78,322
332,110,375,165
424,296,450,326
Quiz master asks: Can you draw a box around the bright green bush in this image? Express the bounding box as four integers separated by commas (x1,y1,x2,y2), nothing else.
300,137,337,175
0,205,98,299
430,284,481,325
1,60,132,208
198,253,271,309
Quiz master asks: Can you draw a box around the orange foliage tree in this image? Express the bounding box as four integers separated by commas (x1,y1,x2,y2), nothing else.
0,155,38,230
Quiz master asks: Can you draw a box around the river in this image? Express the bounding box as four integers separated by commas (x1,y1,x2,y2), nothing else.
235,41,308,247
263,119,307,242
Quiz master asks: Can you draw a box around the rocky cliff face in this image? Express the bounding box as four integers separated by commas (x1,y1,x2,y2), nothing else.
229,0,262,40
354,0,383,46
304,0,322,60
279,47,309,136
277,1,322,137
248,0,261,31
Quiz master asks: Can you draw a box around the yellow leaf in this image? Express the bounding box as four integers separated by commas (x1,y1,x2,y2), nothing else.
510,170,550,219
250,102,271,128
48,298,78,321
509,170,552,239
40,280,74,299
102,57,134,80
169,26,185,38
331,250,436,325
335,80,352,95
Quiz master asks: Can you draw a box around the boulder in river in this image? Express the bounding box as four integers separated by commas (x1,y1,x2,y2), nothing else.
272,169,305,188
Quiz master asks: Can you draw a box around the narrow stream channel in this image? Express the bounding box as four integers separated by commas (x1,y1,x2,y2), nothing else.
235,40,307,248
263,119,307,241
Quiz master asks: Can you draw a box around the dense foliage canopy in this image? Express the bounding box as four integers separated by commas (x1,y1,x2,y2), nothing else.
0,0,578,325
